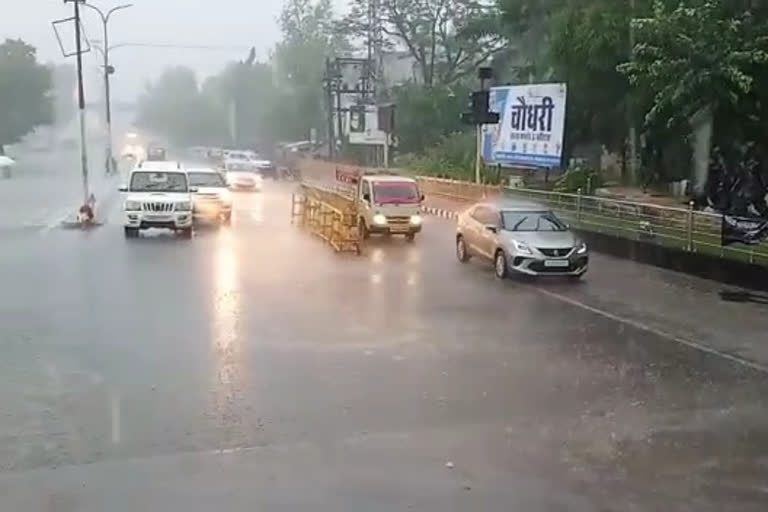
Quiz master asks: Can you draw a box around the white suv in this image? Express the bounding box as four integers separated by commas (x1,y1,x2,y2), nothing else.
120,164,195,239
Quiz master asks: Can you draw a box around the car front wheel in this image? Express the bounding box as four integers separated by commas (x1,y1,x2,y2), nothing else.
456,236,470,263
124,227,139,238
179,227,193,239
494,250,508,279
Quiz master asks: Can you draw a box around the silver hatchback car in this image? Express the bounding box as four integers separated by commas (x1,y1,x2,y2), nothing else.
456,200,589,279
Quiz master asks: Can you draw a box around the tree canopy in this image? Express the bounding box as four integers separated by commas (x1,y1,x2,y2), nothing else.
0,39,53,151
133,0,768,206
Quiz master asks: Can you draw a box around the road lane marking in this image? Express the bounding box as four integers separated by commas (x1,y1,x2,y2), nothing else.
111,395,121,444
530,286,768,375
424,210,768,375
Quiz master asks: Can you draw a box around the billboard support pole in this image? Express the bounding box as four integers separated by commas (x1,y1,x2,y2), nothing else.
475,125,482,183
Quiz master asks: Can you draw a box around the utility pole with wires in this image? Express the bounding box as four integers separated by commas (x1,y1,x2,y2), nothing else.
60,0,91,214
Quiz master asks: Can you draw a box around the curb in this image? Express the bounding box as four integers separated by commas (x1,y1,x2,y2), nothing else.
422,206,458,221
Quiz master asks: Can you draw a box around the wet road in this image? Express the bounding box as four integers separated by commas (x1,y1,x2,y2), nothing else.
1,182,768,511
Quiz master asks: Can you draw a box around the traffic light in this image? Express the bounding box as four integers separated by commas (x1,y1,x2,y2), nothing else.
461,90,499,125
470,91,489,115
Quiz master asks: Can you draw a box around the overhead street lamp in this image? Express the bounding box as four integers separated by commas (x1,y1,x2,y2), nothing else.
83,2,133,176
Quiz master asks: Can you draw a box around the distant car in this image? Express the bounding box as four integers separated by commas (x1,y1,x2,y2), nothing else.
120,165,195,239
251,158,277,179
223,160,263,191
455,200,588,279
146,145,168,161
187,168,232,225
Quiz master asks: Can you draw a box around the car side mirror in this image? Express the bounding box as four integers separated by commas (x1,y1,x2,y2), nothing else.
420,193,425,202
119,185,128,192
362,193,371,202
484,224,498,234
189,187,199,193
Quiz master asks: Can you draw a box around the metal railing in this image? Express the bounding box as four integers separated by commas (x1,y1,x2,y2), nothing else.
291,183,361,254
416,176,768,266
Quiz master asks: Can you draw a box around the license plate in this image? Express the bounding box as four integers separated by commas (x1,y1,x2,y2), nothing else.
544,259,569,268
146,215,170,221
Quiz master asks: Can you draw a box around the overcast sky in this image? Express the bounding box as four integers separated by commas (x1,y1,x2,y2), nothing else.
10,0,347,101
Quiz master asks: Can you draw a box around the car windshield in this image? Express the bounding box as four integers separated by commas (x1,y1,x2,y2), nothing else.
130,171,188,192
227,163,256,172
372,182,420,204
188,172,225,187
501,210,568,232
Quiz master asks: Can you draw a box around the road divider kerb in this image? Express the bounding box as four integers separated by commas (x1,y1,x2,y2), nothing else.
422,206,458,221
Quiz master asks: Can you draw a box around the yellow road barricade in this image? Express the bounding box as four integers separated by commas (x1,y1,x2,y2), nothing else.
291,182,361,255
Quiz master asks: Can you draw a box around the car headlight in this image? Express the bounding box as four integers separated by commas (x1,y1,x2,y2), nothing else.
124,200,142,211
373,214,387,225
409,214,422,225
176,201,192,212
576,242,588,254
513,240,533,255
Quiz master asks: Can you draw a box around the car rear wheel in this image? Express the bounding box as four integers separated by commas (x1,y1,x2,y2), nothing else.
494,250,508,279
456,236,470,263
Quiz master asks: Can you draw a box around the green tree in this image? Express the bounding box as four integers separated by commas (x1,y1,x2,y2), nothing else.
0,39,53,153
493,0,564,83
549,0,642,157
621,1,768,131
342,0,505,88
136,66,222,146
392,82,468,153
204,57,281,147
271,0,349,140
621,0,768,200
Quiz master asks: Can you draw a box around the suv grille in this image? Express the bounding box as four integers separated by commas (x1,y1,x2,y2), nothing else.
143,202,174,213
538,248,573,257
387,216,411,225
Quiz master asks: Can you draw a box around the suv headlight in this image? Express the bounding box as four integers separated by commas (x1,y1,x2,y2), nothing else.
124,200,142,211
409,214,422,225
512,240,533,255
175,201,192,212
576,242,588,254
373,214,387,225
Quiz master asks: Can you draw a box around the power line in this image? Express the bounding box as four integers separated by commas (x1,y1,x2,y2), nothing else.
106,42,256,52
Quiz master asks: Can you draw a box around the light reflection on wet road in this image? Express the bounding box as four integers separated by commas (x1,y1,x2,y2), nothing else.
0,182,767,511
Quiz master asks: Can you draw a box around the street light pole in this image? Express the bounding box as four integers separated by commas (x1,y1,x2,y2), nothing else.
83,2,133,176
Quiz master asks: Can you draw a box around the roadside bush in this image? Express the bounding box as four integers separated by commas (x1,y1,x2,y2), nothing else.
398,131,475,180
553,163,603,194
